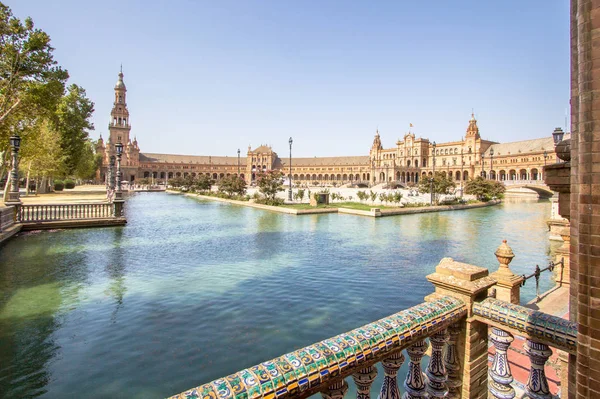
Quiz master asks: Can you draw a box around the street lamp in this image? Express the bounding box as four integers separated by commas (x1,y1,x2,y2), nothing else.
109,155,116,192
489,148,494,180
481,152,485,178
460,148,464,197
6,134,21,204
552,127,565,146
431,141,436,205
114,141,123,200
544,150,548,166
237,148,241,175
288,137,293,201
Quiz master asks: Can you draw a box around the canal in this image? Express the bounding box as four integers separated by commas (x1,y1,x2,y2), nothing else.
0,193,557,398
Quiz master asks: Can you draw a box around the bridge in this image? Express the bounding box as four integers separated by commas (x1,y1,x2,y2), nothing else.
501,179,554,198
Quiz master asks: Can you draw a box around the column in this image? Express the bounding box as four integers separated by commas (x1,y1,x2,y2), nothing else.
524,340,553,399
425,330,449,398
377,352,403,399
444,324,462,399
488,327,515,399
402,340,428,399
321,380,348,399
353,366,378,399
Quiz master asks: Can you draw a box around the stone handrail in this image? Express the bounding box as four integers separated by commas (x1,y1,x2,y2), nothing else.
19,203,115,222
169,296,467,399
473,297,577,398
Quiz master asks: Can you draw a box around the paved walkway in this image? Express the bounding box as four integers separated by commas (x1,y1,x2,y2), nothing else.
20,185,108,204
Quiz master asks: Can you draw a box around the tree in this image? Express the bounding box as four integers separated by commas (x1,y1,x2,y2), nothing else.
194,174,213,191
0,2,68,127
465,177,505,201
52,84,94,176
19,119,64,192
218,175,246,197
257,170,284,201
418,172,456,199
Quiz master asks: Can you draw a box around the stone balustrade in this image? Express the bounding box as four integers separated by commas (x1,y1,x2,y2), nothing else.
473,297,577,398
169,297,467,399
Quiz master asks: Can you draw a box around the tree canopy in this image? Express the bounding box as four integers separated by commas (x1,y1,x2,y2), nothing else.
417,172,456,196
464,177,505,201
257,170,284,201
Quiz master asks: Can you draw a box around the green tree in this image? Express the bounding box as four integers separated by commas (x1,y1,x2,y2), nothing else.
218,175,246,197
0,2,68,128
257,170,284,201
418,172,456,200
73,139,98,179
52,84,94,176
194,174,213,191
465,177,505,201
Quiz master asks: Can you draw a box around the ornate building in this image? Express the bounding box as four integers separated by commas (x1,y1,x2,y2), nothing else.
96,70,561,187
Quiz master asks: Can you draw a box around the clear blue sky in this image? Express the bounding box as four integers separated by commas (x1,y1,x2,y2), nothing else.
11,1,569,157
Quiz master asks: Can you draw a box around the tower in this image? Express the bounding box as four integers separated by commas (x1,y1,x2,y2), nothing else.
108,68,131,147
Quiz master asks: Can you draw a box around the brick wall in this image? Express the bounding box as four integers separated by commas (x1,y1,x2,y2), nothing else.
571,0,600,397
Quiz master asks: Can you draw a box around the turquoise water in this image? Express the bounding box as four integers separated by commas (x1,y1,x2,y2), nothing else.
0,193,557,398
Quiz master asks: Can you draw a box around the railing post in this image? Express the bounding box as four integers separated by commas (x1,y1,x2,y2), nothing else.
353,365,378,399
490,240,523,304
377,351,404,399
524,340,553,399
321,379,348,399
444,323,462,399
425,258,496,399
426,329,449,398
488,327,515,399
402,339,428,399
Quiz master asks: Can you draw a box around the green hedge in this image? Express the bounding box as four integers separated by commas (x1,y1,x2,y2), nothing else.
54,180,64,191
64,179,76,189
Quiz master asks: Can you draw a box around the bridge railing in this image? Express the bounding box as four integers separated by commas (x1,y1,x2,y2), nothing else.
169,296,468,399
18,203,115,223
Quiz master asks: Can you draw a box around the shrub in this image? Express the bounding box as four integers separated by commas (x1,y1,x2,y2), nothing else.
54,180,64,191
64,179,76,189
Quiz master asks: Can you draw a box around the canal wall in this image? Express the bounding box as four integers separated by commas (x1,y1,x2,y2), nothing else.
0,206,21,245
175,191,502,217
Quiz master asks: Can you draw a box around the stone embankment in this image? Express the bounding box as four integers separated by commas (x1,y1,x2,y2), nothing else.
172,191,501,217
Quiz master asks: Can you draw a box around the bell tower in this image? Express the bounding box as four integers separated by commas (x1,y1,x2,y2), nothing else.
108,67,131,147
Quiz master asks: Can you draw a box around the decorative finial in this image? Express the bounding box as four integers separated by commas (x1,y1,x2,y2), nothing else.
495,240,515,272
120,63,123,73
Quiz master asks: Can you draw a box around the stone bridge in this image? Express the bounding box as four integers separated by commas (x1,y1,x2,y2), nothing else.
501,180,554,198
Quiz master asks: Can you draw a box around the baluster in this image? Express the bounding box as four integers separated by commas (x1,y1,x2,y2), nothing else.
403,339,428,399
524,340,553,399
377,351,405,399
489,327,515,399
321,379,349,399
426,329,449,399
444,324,462,399
353,365,378,399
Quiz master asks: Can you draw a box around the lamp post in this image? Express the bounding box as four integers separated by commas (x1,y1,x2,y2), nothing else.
115,141,123,199
431,141,436,205
237,148,241,176
460,148,464,197
543,150,548,167
490,148,494,180
109,155,116,193
6,134,21,205
552,127,564,146
288,137,293,201
481,153,485,178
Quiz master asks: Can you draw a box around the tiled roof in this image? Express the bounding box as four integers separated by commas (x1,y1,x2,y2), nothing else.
140,153,245,166
484,136,560,156
279,155,370,166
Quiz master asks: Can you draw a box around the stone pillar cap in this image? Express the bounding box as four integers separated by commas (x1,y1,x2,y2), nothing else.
495,240,515,267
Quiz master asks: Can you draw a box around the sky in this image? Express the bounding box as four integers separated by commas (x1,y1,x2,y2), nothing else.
11,1,569,157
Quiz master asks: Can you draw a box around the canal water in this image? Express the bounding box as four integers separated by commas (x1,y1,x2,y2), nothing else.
0,193,557,398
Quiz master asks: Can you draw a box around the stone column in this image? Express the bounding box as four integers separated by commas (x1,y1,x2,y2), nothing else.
489,240,523,304
425,257,496,399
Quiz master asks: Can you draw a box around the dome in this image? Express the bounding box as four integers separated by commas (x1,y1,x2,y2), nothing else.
115,72,126,90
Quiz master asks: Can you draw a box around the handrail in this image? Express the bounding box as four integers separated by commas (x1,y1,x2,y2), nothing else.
169,296,467,399
473,297,577,354
520,258,563,302
19,203,114,223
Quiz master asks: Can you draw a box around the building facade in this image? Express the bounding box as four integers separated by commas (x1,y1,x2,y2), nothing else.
96,71,561,187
